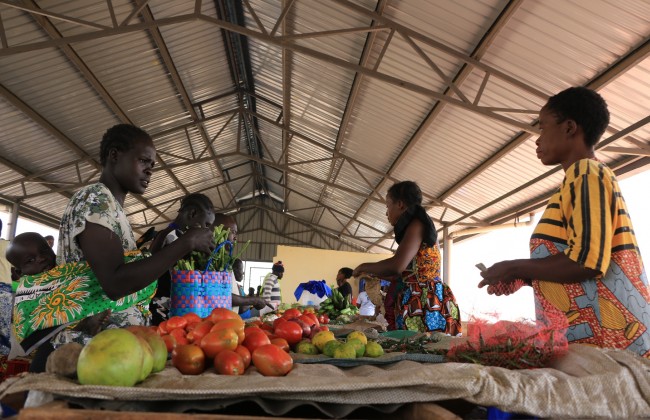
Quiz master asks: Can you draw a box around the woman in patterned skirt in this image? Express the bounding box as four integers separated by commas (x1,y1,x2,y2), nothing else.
354,181,462,335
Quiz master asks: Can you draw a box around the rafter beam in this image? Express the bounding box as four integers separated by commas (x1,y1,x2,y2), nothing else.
340,0,523,241
439,36,650,204
312,0,387,226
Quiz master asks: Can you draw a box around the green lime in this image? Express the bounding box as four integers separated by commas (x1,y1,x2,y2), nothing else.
333,343,357,359
364,341,384,357
346,338,366,358
322,340,343,357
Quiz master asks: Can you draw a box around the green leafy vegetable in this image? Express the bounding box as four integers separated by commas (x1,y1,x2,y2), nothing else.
173,225,251,272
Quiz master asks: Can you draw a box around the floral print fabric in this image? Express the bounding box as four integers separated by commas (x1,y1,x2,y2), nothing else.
57,183,136,265
0,283,12,355
52,182,153,342
13,251,157,343
396,243,462,335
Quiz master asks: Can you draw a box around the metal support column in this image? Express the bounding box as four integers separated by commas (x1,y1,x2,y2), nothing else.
443,226,452,286
9,201,20,240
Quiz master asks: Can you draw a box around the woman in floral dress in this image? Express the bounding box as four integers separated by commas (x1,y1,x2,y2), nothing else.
33,124,215,350
354,181,462,335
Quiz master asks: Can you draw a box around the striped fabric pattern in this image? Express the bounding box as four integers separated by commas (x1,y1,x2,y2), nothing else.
262,273,281,309
530,159,650,357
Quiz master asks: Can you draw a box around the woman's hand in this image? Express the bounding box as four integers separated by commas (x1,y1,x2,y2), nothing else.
478,260,532,296
179,227,215,254
478,260,520,289
352,265,366,278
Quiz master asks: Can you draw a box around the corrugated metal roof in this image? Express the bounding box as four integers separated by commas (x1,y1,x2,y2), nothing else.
0,0,648,260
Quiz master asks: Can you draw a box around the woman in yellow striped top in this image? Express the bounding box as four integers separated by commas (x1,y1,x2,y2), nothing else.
479,87,650,357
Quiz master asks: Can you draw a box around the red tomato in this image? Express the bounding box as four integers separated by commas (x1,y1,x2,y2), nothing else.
244,326,263,337
167,316,188,330
282,308,302,319
273,321,303,346
318,314,330,324
171,344,205,375
157,320,169,335
299,314,319,328
210,319,245,342
242,329,271,353
161,334,177,352
182,312,202,324
185,321,200,333
169,327,187,341
270,337,290,352
209,308,242,323
235,345,251,368
319,325,329,331
214,350,245,375
252,344,293,376
246,320,263,328
272,317,287,331
200,329,239,359
186,320,213,343
259,323,274,332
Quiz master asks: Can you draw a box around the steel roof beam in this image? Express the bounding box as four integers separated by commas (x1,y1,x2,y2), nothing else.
18,1,185,208
347,0,523,245
311,0,387,227
0,6,543,133
438,37,650,224
141,4,228,198
449,114,650,227
439,37,650,204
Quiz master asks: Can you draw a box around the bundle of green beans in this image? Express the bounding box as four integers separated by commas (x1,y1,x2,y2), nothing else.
174,225,251,272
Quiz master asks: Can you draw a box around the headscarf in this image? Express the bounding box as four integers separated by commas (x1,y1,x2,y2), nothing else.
393,205,437,247
272,261,285,273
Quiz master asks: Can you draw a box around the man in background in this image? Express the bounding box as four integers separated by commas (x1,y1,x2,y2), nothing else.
336,267,353,302
231,258,270,317
261,261,284,314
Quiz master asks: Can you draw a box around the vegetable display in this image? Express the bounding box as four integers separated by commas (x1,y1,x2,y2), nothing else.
318,288,359,323
174,225,250,272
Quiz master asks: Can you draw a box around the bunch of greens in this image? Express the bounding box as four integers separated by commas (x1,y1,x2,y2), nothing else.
174,225,251,272
446,331,560,369
378,334,443,355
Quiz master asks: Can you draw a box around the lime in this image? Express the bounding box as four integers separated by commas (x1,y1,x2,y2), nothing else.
346,338,366,358
333,343,357,359
346,331,368,345
312,331,336,352
295,341,319,355
322,340,343,357
364,340,384,357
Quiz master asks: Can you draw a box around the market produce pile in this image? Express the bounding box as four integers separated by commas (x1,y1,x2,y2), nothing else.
46,305,390,386
317,288,359,323
43,303,569,387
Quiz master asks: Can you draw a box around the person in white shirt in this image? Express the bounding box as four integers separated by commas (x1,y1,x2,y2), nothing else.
356,289,376,317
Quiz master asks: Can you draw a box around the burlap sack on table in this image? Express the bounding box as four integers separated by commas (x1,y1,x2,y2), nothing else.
1,344,649,418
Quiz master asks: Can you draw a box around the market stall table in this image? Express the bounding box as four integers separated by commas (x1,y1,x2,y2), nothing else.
1,344,649,418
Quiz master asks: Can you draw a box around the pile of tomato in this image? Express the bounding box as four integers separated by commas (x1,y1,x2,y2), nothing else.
155,307,329,377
